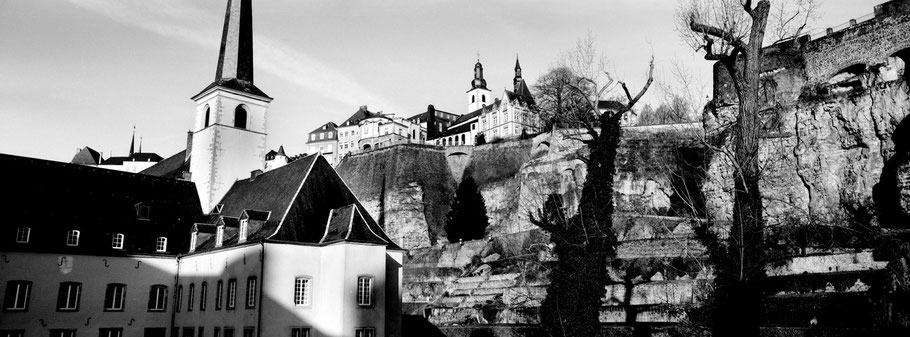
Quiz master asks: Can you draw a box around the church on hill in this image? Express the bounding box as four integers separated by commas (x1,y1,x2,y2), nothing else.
1,1,403,337
433,57,542,147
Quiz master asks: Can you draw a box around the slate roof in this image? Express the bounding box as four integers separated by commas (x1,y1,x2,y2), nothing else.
140,150,190,179
71,147,102,165
192,78,271,101
102,152,164,165
0,153,202,255
309,122,338,135
437,121,473,138
320,204,389,245
505,79,536,106
339,107,376,127
194,154,401,251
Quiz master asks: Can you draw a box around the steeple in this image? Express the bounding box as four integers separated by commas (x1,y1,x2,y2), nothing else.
471,54,488,90
216,0,254,83
129,126,136,157
513,54,523,92
194,0,269,100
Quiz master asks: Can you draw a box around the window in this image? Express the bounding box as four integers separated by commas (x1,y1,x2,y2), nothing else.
57,282,82,311
103,284,126,311
15,227,29,243
245,277,257,308
214,328,221,337
215,280,224,310
310,134,315,141
176,285,183,312
66,230,80,246
99,328,123,337
0,330,24,337
356,276,373,306
143,328,167,337
223,328,234,337
3,281,31,311
319,132,325,140
471,95,475,103
188,283,195,311
112,233,124,249
204,106,210,128
243,328,254,337
182,327,195,337
198,328,205,337
156,237,167,252
200,282,207,311
136,204,151,219
227,279,237,309
355,328,375,337
290,328,310,337
234,106,247,129
294,277,311,307
148,285,168,311
49,330,76,337
482,94,486,103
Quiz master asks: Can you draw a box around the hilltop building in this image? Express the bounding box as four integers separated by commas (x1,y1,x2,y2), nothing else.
329,105,429,163
433,57,541,146
71,131,164,173
1,1,404,337
307,122,339,165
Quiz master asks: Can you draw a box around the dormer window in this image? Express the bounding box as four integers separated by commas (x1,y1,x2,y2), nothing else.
215,226,224,248
15,227,30,243
155,237,167,252
239,219,249,243
112,233,124,249
66,230,80,246
212,204,224,214
136,204,151,220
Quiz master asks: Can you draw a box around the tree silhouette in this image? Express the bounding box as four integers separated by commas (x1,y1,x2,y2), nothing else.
445,173,489,242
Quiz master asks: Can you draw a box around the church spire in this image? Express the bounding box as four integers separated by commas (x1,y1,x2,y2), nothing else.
513,54,523,92
129,126,136,157
215,0,254,83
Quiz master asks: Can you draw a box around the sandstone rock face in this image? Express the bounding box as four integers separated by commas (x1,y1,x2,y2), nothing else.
704,80,910,227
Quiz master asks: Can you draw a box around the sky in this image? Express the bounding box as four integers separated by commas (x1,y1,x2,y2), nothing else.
0,0,884,162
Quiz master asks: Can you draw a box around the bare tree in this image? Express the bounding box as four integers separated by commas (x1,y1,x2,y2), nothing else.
531,35,653,337
676,1,819,336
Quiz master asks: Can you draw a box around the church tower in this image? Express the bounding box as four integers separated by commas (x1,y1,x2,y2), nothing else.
513,55,523,92
189,0,272,213
467,56,492,113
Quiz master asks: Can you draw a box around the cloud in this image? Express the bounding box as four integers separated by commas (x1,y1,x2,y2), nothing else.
67,0,406,113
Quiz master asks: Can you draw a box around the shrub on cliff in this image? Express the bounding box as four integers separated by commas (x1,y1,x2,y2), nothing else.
444,173,489,242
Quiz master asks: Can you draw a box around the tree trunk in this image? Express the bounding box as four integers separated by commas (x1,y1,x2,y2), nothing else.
712,3,770,337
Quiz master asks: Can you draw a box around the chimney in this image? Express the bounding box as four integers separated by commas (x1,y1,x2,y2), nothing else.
427,105,437,140
215,225,225,248
185,131,193,162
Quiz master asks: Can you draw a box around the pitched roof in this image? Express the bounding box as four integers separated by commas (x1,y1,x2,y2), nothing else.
0,153,202,255
437,121,473,138
309,122,338,134
71,147,102,165
339,107,376,127
195,154,401,251
192,78,271,101
320,204,390,245
140,150,190,179
505,79,536,106
101,152,164,166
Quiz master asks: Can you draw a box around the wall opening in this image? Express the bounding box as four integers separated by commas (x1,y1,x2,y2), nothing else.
234,106,248,129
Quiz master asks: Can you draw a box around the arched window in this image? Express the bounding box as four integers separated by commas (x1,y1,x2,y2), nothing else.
472,95,476,103
204,105,210,128
234,106,247,129
462,134,466,144
482,95,486,103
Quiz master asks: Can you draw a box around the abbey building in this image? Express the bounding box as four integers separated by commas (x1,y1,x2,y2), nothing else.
0,1,403,337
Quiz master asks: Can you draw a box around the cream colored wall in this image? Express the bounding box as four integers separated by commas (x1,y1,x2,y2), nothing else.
258,242,393,337
385,251,404,337
190,89,269,212
0,252,177,336
174,244,263,334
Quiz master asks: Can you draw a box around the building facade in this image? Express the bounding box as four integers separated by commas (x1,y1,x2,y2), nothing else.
306,123,339,165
